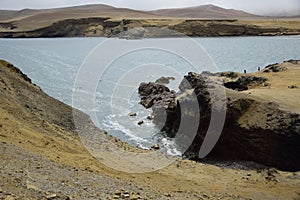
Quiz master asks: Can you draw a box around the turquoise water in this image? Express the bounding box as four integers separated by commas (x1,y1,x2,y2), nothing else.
0,36,299,152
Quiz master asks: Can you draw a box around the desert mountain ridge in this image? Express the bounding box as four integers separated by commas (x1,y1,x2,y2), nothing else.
149,4,260,18
2,3,296,21
0,3,299,37
0,4,300,20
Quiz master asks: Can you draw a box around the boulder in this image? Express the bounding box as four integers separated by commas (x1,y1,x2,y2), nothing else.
137,120,144,125
151,144,160,150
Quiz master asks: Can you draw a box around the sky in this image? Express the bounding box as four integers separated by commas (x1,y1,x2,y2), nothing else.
0,0,299,16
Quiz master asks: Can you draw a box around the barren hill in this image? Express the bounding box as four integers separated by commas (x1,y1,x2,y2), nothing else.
0,4,158,21
0,4,261,22
0,4,160,31
150,4,259,19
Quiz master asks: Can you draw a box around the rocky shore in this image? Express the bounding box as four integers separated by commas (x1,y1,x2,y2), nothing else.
139,60,300,171
1,59,300,199
1,18,300,38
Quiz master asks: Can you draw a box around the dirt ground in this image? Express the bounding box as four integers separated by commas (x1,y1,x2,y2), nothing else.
243,61,300,114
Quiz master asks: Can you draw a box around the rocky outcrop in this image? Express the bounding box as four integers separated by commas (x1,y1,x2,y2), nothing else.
263,63,287,73
202,71,268,91
0,18,116,38
223,76,267,91
169,20,300,37
139,71,300,171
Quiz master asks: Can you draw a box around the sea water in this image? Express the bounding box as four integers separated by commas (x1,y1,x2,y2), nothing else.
1,36,299,154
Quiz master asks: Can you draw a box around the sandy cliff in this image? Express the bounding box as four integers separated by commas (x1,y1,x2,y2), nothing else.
1,18,300,38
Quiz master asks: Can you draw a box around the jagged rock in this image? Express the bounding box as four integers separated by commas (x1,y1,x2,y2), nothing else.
139,82,170,97
139,71,300,171
138,82,174,109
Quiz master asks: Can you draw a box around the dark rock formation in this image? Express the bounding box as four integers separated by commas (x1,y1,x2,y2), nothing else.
138,72,300,171
139,82,176,131
202,71,267,91
223,76,267,91
285,60,299,65
263,63,287,73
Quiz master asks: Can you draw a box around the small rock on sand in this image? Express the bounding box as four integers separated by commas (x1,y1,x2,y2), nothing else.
151,144,160,150
46,194,57,200
288,85,298,89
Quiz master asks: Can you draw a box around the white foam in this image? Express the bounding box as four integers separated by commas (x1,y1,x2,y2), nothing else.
161,138,182,156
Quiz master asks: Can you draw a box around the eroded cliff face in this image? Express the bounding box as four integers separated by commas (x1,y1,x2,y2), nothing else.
1,18,300,38
169,20,300,36
138,63,300,171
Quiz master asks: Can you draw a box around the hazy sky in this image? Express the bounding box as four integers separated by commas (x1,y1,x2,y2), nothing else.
0,0,299,15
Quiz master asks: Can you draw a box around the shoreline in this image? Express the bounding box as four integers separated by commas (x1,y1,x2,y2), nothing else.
0,59,300,199
1,18,300,38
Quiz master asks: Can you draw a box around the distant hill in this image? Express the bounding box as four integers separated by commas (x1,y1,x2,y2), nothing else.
0,4,159,21
0,4,160,31
150,4,260,19
1,4,299,33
